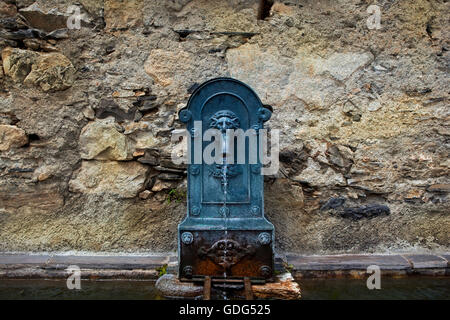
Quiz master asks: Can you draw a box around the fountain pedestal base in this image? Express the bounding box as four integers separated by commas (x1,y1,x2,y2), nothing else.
179,227,274,281
155,273,301,300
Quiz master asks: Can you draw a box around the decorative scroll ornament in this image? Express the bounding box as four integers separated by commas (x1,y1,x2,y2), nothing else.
209,110,240,132
209,164,241,187
257,107,272,122
198,239,255,271
179,109,192,122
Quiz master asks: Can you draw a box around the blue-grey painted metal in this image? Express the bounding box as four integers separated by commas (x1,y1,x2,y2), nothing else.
178,77,275,281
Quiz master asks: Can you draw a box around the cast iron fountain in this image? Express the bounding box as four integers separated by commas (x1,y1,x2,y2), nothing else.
177,78,274,297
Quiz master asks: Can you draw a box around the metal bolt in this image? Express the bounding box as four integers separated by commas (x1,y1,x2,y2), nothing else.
191,206,200,216
258,232,271,245
251,205,260,216
181,232,194,245
183,265,193,278
259,265,272,278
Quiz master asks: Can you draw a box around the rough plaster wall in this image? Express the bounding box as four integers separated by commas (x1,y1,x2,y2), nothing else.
0,0,448,254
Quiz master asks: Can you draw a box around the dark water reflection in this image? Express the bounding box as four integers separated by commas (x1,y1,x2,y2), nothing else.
0,279,164,300
299,277,450,300
0,277,448,300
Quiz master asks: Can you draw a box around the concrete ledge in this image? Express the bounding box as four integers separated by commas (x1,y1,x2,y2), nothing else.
402,254,448,269
0,254,169,270
0,253,448,280
287,254,411,271
0,254,52,266
0,268,159,280
0,254,170,280
287,254,450,279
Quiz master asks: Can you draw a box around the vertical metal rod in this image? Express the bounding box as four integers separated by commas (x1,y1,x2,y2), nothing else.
244,277,254,300
203,276,211,300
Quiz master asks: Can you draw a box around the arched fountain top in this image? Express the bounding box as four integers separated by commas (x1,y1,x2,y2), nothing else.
179,77,272,125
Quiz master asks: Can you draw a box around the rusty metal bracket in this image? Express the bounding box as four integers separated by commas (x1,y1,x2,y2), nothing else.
201,276,257,300
244,277,254,300
203,276,212,300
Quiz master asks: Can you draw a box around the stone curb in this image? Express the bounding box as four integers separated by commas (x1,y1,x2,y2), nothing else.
0,254,170,279
0,268,159,280
0,254,170,269
287,254,450,278
0,254,448,279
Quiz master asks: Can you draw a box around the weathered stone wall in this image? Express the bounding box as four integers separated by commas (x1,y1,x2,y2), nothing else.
0,0,448,254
